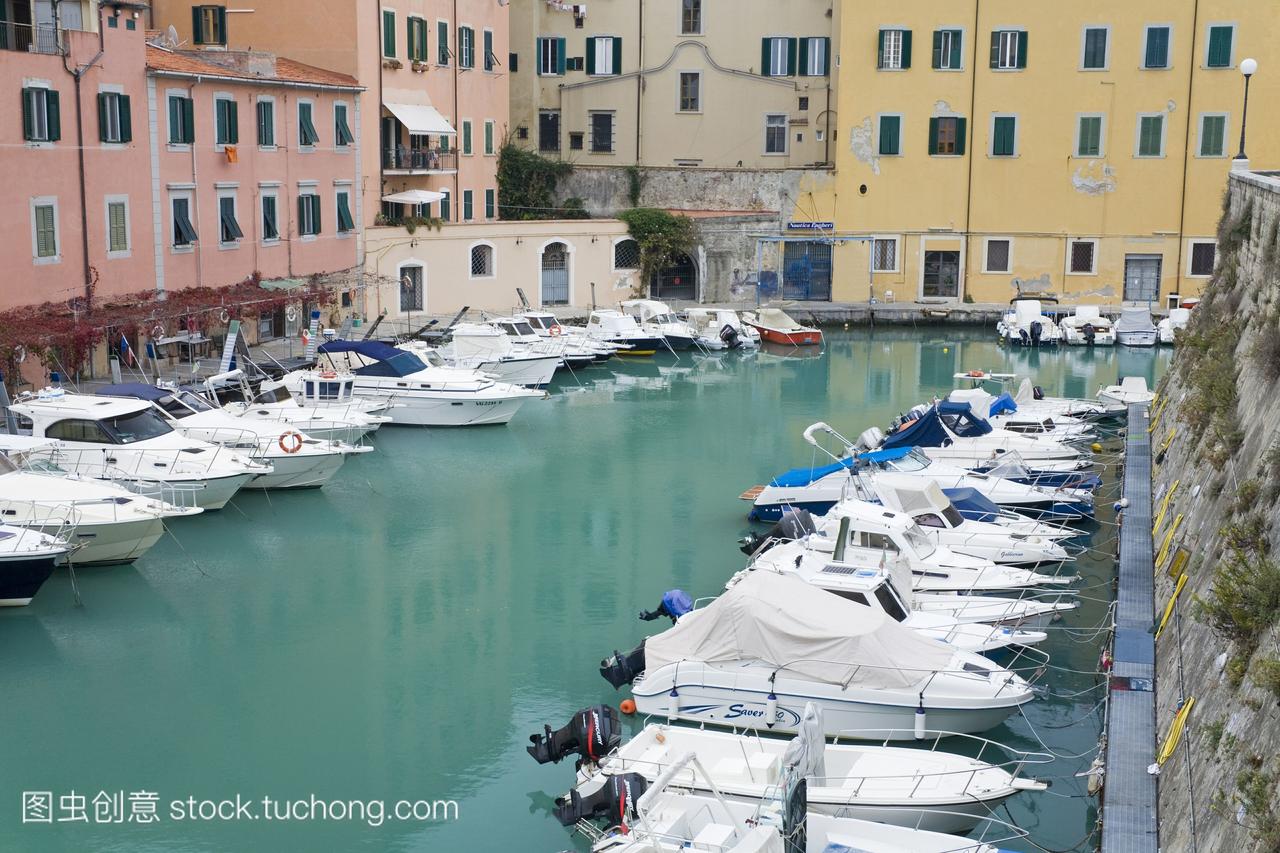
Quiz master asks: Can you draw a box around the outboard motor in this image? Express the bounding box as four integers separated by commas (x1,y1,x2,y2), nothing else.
739,508,817,556
600,643,647,689
719,324,741,349
639,589,693,623
553,773,649,826
1082,322,1096,345
1018,328,1030,345
1033,385,1045,400
527,704,622,766
1029,320,1043,346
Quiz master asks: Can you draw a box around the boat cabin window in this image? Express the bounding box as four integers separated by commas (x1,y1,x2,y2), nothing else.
151,394,196,419
499,322,520,336
307,381,346,401
873,583,909,622
830,590,870,607
942,505,965,527
588,315,601,325
106,410,174,443
915,513,945,528
512,321,536,336
856,531,898,552
252,386,294,405
46,418,115,443
903,525,937,559
178,391,216,412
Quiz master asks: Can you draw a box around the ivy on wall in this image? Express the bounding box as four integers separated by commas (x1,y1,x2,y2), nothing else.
496,144,585,220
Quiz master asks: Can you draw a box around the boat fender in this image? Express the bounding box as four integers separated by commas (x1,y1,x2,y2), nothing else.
619,699,636,715
765,691,778,729
914,698,927,740
1091,442,1103,453
278,430,304,454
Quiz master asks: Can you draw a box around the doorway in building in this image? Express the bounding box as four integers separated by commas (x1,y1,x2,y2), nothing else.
922,250,961,298
651,253,697,301
782,241,833,301
1123,254,1162,302
541,242,570,305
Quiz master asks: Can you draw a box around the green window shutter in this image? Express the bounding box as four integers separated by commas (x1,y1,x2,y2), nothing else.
484,29,493,70
1207,26,1232,67
257,101,272,145
97,92,109,141
928,117,939,154
556,37,566,75
484,121,493,153
168,96,178,142
485,188,495,218
21,88,34,141
612,37,622,75
383,9,395,57
440,192,450,220
227,99,238,143
312,194,321,233
297,195,306,233
192,6,204,44
797,37,809,76
901,30,912,69
879,115,899,155
931,30,942,69
877,30,885,69
823,38,831,75
118,94,132,142
993,116,1015,155
406,17,414,60
420,20,429,62
1145,27,1168,68
182,97,194,143
338,193,354,231
463,190,473,220
215,6,226,44
1016,31,1027,68
586,36,596,74
950,31,962,68
438,20,449,63
786,37,797,76
989,31,1000,68
762,38,772,75
46,89,60,141
955,117,967,155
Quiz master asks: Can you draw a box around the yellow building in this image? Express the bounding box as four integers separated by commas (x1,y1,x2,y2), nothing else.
801,0,1280,305
509,0,839,169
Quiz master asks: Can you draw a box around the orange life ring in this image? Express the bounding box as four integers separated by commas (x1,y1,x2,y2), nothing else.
549,325,563,337
967,369,985,377
278,431,304,454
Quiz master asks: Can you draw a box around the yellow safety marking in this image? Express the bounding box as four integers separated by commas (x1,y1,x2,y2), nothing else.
1167,545,1190,580
1155,573,1189,640
1160,428,1177,453
1156,514,1184,568
1153,480,1180,535
1158,697,1195,764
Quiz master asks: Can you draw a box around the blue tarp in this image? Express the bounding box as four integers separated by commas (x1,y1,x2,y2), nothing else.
858,446,915,463
769,456,855,487
881,408,952,450
990,392,1018,416
943,487,1004,522
95,383,173,402
937,400,994,437
317,340,427,378
662,589,693,619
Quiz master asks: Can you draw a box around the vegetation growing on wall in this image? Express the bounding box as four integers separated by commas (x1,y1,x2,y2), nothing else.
625,165,645,207
617,208,697,297
496,144,580,220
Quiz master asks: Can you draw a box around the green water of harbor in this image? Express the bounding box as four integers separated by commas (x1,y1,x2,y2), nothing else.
1,329,1171,852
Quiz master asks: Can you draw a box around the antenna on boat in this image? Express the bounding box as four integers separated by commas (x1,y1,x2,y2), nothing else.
515,287,530,310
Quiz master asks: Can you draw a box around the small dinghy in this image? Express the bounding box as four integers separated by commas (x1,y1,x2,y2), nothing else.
1097,376,1155,413
741,307,823,346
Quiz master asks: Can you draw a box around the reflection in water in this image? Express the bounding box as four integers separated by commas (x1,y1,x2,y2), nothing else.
0,329,1170,853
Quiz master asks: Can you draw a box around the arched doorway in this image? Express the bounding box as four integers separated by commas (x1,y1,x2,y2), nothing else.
650,253,697,301
541,242,569,305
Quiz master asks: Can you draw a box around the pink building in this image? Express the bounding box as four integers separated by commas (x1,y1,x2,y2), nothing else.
2,0,154,311
145,42,364,295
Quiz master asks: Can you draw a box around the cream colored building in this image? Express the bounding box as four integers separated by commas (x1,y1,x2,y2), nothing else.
510,0,839,170
796,0,1280,305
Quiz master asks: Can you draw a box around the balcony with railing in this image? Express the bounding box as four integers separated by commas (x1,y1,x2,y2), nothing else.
0,20,61,54
383,146,457,175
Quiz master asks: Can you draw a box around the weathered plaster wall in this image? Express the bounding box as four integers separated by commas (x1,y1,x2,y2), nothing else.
1152,169,1280,852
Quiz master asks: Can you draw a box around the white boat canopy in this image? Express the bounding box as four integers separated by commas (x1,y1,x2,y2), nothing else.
644,571,953,690
382,102,456,135
873,473,954,518
381,189,447,205
1115,306,1156,331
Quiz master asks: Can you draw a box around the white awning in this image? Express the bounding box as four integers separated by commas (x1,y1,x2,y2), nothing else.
381,190,446,205
383,102,456,135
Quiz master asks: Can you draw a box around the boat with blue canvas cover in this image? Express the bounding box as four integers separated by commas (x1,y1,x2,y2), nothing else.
316,340,544,426
947,389,1097,443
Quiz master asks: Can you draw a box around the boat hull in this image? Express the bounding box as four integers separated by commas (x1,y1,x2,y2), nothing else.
122,472,254,511
378,392,538,426
0,553,60,606
52,517,168,566
1116,330,1158,347
745,323,823,346
245,451,346,490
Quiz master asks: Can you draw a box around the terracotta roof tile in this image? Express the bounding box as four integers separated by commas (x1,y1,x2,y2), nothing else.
145,45,361,89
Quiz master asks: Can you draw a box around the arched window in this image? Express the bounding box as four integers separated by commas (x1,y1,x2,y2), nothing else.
613,238,640,271
470,243,495,278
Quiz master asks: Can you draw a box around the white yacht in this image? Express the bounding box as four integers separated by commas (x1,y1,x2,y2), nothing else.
0,434,201,565
10,388,264,510
1058,305,1116,345
685,308,760,349
585,310,666,356
1114,305,1158,346
279,368,399,418
0,522,73,607
996,299,1064,346
95,384,356,491
425,323,560,387
1158,307,1192,344
517,311,619,363
600,572,1036,739
953,373,1110,420
315,340,545,426
868,401,1090,469
620,299,697,350
199,370,389,443
1098,376,1155,413
947,388,1097,443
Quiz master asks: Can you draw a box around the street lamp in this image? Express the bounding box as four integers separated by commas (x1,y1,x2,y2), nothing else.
1236,57,1258,162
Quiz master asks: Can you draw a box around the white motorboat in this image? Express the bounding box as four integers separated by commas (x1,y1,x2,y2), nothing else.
548,713,1046,835
1114,305,1158,347
600,571,1036,739
1097,376,1155,413
95,384,357,491
0,522,73,607
747,423,1094,523
427,323,560,387
1058,305,1116,346
215,376,390,443
996,299,1063,346
1158,307,1192,344
585,310,667,356
685,308,760,349
10,388,264,510
517,311,619,363
954,373,1110,420
620,299,697,350
582,751,1020,853
0,435,201,565
315,340,544,426
280,368,400,418
947,389,1097,443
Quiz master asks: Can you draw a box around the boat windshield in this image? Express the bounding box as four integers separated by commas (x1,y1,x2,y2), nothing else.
510,321,536,336
942,505,965,527
903,525,937,558
873,582,909,622
0,453,19,475
888,449,931,472
14,454,65,474
353,350,429,378
653,313,677,324
252,386,294,405
178,391,215,412
103,409,174,444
